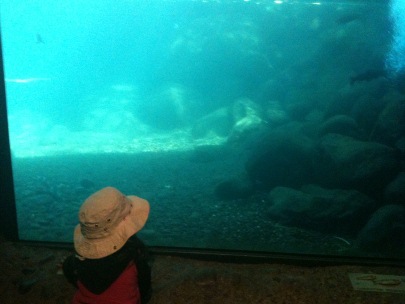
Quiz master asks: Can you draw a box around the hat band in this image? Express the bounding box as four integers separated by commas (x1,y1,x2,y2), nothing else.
80,196,131,239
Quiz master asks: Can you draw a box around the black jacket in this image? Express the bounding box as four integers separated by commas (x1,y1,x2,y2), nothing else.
63,235,152,303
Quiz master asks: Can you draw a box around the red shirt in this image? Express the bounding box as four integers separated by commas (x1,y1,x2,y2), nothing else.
72,262,140,304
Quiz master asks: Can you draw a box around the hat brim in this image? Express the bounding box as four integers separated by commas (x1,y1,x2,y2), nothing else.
74,195,150,259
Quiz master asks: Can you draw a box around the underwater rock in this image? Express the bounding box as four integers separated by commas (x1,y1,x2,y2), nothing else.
318,114,359,138
84,108,144,136
368,98,405,145
267,185,375,235
167,14,265,102
316,134,400,197
384,172,405,206
326,78,388,130
228,98,264,143
232,98,261,123
349,69,386,86
396,137,405,155
141,84,193,130
214,175,254,201
285,100,315,121
356,204,405,252
191,107,233,139
263,100,289,126
396,137,405,170
246,122,316,190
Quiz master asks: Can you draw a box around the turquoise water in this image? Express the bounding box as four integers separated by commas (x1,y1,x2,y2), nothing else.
1,0,405,259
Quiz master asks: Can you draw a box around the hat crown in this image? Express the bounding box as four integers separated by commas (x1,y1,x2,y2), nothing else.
79,187,131,239
74,186,150,259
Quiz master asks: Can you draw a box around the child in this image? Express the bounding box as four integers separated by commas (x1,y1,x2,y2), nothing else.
63,186,152,304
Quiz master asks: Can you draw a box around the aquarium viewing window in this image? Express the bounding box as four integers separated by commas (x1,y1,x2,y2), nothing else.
1,0,405,264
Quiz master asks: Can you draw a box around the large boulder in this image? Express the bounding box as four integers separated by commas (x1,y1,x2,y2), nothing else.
397,137,405,155
383,172,405,206
191,107,233,139
369,98,405,146
246,123,316,190
267,185,375,235
228,98,264,143
318,114,360,138
263,100,289,127
141,84,194,130
316,134,400,197
84,109,145,136
356,204,405,253
396,137,405,171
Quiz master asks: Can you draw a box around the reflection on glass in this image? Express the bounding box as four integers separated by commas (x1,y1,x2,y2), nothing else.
1,0,404,260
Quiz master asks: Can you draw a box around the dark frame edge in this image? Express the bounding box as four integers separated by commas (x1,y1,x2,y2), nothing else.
13,240,405,267
0,30,19,241
149,246,405,267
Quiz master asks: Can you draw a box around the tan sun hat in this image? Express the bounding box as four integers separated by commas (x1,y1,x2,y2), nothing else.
74,186,150,259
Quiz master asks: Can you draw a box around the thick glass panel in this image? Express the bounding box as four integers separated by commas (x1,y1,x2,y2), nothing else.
1,0,404,259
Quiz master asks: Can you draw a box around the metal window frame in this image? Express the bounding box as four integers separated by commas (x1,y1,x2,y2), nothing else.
0,32,18,240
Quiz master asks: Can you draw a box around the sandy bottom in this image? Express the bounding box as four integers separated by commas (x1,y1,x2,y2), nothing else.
1,236,404,304
12,151,402,260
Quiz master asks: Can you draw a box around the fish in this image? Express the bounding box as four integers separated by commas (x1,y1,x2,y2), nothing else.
36,33,44,44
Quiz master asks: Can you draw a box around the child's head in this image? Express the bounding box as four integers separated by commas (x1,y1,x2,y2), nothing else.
74,187,150,259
